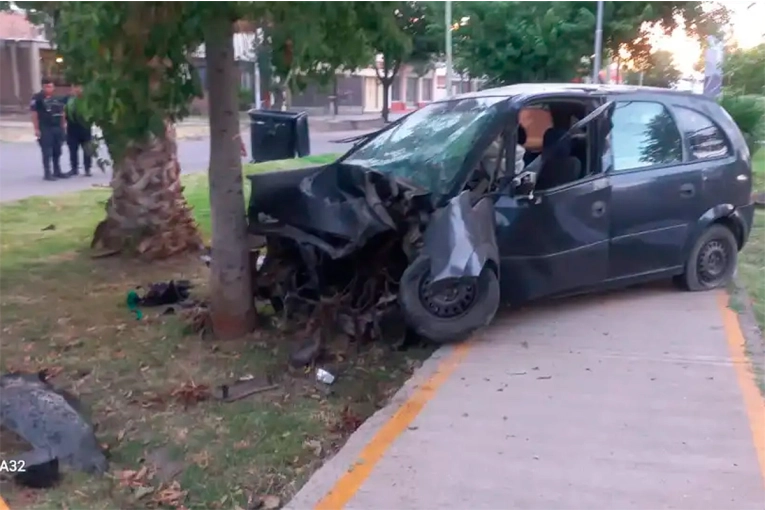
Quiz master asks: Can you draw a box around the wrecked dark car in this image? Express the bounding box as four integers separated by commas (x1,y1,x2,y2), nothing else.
247,84,755,345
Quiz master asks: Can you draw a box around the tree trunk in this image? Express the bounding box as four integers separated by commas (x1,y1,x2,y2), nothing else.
332,75,339,116
381,78,391,123
92,121,202,259
204,16,257,340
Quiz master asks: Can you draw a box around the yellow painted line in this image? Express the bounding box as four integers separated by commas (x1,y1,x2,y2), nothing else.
315,341,473,510
0,494,10,510
718,291,765,487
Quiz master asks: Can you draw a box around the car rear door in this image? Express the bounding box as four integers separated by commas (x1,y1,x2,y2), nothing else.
606,95,705,281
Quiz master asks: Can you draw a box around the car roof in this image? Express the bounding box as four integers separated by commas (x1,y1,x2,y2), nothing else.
442,82,716,104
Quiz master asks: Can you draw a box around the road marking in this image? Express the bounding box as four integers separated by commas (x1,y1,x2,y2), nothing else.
314,341,473,510
718,291,765,487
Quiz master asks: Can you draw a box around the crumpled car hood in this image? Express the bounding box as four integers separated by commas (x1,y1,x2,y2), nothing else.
247,163,432,260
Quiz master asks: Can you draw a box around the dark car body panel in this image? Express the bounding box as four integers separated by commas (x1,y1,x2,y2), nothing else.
495,174,611,304
423,191,499,284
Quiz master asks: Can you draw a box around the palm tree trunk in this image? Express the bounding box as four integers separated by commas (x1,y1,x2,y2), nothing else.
91,121,202,259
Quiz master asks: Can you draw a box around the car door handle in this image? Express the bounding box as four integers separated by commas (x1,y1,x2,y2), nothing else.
592,201,606,218
679,184,695,198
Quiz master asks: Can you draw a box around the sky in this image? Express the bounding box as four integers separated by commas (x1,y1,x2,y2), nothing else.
650,1,764,75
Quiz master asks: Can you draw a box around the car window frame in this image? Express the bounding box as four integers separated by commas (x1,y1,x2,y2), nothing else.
669,103,733,164
512,95,611,196
604,97,687,176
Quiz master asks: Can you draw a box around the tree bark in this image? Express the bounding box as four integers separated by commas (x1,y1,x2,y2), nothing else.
204,16,257,340
92,122,202,260
381,78,390,123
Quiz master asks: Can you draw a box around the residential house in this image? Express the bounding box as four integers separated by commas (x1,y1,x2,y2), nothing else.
0,10,62,112
291,60,481,115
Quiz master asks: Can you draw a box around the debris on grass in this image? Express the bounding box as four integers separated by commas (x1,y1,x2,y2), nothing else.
214,375,278,403
170,381,211,409
331,405,364,434
0,372,108,478
315,368,336,385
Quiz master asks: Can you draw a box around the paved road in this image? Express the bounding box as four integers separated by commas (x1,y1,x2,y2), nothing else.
0,129,363,202
290,284,765,510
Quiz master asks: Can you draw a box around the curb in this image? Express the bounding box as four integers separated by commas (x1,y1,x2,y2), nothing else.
309,118,386,133
0,123,250,144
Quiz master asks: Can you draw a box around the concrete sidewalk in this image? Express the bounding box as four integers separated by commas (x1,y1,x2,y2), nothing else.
289,284,765,510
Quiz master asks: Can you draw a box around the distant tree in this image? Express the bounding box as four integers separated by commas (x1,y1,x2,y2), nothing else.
263,2,373,109
636,50,682,88
357,1,442,122
723,43,765,95
446,1,729,86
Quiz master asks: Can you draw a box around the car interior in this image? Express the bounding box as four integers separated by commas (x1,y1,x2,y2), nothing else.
518,101,593,191
468,99,599,198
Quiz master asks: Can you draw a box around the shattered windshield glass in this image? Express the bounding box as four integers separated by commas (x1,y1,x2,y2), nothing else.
343,96,505,195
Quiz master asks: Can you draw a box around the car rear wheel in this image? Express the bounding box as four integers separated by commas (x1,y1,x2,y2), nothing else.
399,255,500,344
678,224,738,292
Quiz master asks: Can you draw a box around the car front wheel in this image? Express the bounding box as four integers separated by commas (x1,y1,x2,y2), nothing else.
679,224,738,292
398,255,500,344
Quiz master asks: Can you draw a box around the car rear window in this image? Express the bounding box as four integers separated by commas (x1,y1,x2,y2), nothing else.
610,101,683,171
672,105,731,161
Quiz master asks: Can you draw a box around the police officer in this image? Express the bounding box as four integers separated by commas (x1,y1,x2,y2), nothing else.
30,78,67,181
64,85,93,177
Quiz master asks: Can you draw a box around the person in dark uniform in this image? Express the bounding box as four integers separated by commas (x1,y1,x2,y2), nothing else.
30,78,68,181
64,85,93,177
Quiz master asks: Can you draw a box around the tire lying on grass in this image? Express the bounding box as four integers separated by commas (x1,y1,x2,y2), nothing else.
399,255,500,344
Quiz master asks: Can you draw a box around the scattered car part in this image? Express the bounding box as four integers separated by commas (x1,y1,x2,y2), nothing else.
316,368,336,385
0,372,108,476
13,448,60,489
214,376,278,403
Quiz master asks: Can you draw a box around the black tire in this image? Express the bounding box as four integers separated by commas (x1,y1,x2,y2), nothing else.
399,255,500,344
679,224,738,292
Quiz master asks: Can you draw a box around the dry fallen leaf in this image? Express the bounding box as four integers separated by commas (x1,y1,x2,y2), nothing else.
303,439,322,457
134,485,155,500
261,495,281,510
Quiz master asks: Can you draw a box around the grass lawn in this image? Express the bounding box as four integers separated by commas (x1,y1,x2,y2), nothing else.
738,149,765,331
0,154,433,510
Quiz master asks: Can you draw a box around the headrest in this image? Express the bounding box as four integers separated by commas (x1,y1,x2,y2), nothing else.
517,125,527,146
542,127,571,158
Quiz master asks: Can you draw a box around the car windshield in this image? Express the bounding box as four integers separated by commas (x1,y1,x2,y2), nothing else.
343,96,505,195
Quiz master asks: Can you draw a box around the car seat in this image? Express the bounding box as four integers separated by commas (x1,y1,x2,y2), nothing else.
535,127,582,190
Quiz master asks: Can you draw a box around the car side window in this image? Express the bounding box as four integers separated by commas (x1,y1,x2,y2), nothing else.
610,101,683,172
672,105,731,161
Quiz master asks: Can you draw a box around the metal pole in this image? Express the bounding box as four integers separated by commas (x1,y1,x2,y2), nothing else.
254,62,261,110
592,0,604,83
445,0,453,97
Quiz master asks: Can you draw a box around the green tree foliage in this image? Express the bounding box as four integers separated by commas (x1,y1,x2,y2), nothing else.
625,50,682,88
447,1,728,86
722,43,765,96
448,2,595,85
262,2,374,107
356,1,443,121
719,94,765,155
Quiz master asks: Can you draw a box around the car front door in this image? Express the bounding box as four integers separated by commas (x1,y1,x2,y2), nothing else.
494,101,612,304
605,97,705,281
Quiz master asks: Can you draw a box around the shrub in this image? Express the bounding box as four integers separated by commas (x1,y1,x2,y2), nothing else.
719,93,765,155
238,88,254,112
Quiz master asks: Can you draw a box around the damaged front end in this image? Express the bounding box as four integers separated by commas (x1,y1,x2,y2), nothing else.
246,96,508,351
247,163,434,349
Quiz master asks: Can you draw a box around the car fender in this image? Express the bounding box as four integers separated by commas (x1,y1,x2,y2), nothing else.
421,191,500,284
686,204,749,254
